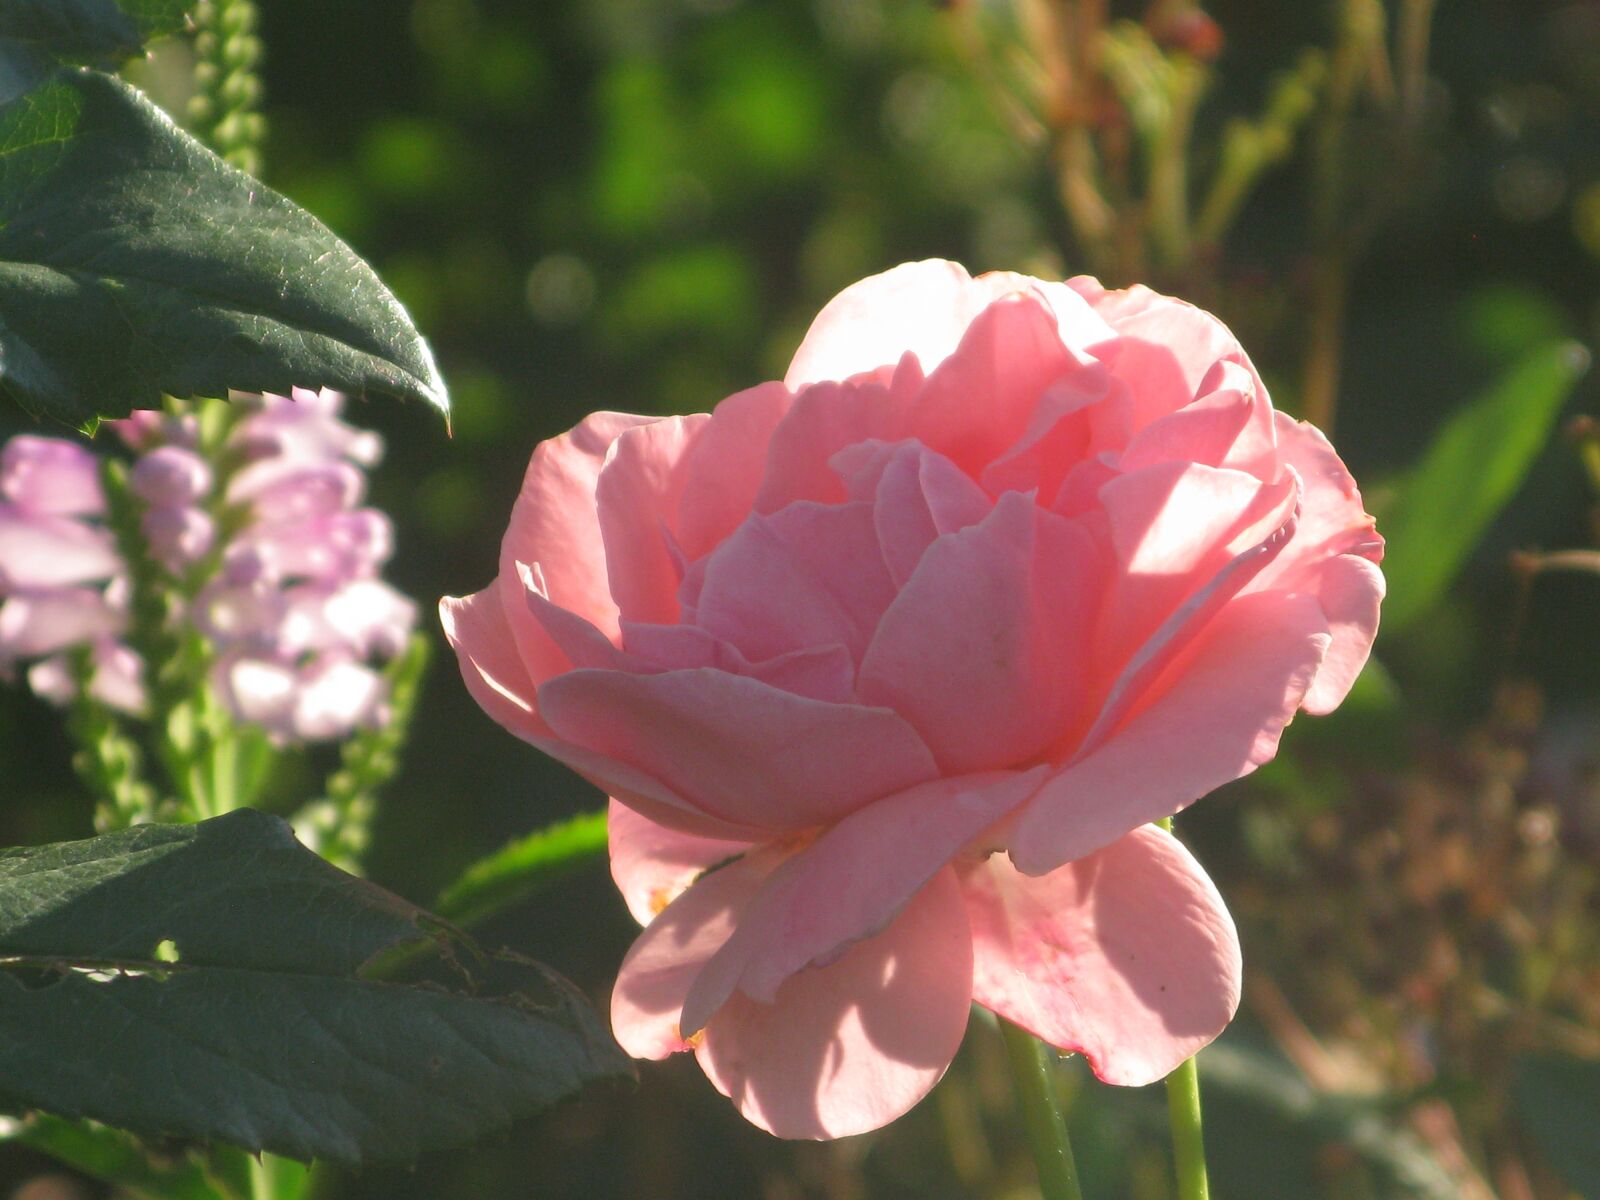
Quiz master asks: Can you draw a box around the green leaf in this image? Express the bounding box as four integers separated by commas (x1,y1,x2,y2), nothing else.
1513,1053,1600,1197
0,810,631,1166
435,809,609,928
1377,339,1590,634
0,68,449,425
0,1113,217,1200
1201,1038,1461,1199
0,0,193,64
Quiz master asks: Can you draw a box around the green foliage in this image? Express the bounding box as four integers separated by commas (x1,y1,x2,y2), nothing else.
0,0,192,64
1377,339,1591,635
186,0,263,174
3,1114,218,1200
1513,1054,1600,1198
1201,1039,1459,1199
435,809,609,928
0,67,448,425
295,634,432,874
0,810,631,1166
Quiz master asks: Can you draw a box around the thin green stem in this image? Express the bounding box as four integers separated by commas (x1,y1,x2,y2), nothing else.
998,1018,1084,1200
1164,1053,1211,1200
206,725,240,816
189,0,266,174
248,1152,271,1200
1148,57,1205,271
1158,816,1211,1200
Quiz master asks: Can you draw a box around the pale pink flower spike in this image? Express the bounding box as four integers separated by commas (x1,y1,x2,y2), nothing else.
0,388,416,744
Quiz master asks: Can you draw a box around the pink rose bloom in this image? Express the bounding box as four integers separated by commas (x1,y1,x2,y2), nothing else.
442,261,1384,1138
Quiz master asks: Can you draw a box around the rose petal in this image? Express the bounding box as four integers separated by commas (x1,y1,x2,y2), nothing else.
1119,360,1276,477
1253,412,1384,590
755,370,921,513
596,415,710,626
680,767,1047,1036
441,584,548,736
696,865,973,1139
538,667,939,832
1010,589,1331,874
963,824,1240,1086
608,799,750,926
1073,472,1300,760
838,440,993,588
979,369,1110,500
859,493,1103,772
520,562,630,671
1300,554,1385,714
1070,280,1257,433
785,260,997,388
442,585,759,841
786,260,1113,392
1095,460,1298,672
908,292,1083,478
499,411,659,657
675,382,793,562
621,620,857,704
692,501,896,664
611,848,782,1060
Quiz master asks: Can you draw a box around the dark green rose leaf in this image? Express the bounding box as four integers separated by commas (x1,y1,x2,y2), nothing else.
0,0,193,64
0,810,631,1166
0,67,449,425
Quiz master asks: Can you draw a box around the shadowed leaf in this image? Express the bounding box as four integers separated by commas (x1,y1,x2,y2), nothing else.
0,810,630,1166
0,0,193,64
1377,340,1589,634
0,68,449,425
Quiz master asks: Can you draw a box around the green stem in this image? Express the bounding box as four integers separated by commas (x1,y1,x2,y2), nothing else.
189,0,266,174
205,725,240,817
1164,1053,1211,1200
1158,816,1211,1200
998,1019,1084,1200
248,1152,272,1200
1148,56,1205,271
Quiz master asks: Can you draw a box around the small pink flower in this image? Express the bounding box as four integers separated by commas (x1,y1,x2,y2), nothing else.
142,507,216,573
130,446,213,507
232,386,384,466
28,639,144,712
443,261,1385,1137
0,437,139,712
1,436,105,515
1,389,415,740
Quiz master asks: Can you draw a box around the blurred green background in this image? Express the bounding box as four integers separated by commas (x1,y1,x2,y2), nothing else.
4,0,1600,1196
